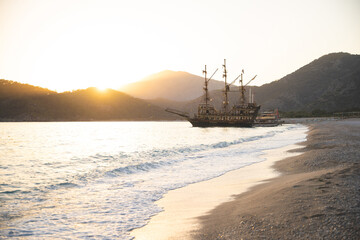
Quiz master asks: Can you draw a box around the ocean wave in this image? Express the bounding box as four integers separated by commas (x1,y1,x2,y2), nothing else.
12,126,291,196
75,128,289,180
105,159,179,177
46,182,79,190
0,190,22,194
132,128,283,160
0,122,308,240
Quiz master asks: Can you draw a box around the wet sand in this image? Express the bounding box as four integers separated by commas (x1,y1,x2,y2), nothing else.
131,144,304,240
193,119,360,239
131,119,360,240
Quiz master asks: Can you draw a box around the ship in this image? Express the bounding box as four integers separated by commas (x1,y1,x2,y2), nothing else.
254,109,284,127
166,60,261,127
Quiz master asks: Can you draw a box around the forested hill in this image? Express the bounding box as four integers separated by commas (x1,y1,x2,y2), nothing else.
0,79,55,98
2,52,359,121
150,52,360,115
0,81,176,121
252,52,360,112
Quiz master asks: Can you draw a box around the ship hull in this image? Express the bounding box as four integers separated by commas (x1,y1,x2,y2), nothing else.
188,104,260,128
253,122,280,127
188,118,254,128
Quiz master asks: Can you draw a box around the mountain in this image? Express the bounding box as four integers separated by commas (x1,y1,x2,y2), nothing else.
2,52,359,121
119,70,224,101
0,79,55,97
252,52,360,112
144,53,360,115
0,81,177,121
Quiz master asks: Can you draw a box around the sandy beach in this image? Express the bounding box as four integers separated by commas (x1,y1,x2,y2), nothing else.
132,119,360,240
193,119,360,239
131,144,304,240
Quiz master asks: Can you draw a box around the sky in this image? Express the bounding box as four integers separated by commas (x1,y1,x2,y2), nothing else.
0,0,359,92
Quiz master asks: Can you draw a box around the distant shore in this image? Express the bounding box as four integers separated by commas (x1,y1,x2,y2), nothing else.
0,116,350,123
193,119,360,239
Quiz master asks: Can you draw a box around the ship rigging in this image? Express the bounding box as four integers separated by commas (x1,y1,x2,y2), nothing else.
166,60,260,127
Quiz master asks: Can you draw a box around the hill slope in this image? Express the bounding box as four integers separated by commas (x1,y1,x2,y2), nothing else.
0,82,176,121
2,52,358,121
119,70,224,101
148,53,360,114
253,52,360,112
0,79,55,97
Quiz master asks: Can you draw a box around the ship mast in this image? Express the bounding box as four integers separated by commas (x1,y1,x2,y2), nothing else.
223,59,229,112
203,65,208,106
240,69,245,105
243,74,257,105
203,66,218,103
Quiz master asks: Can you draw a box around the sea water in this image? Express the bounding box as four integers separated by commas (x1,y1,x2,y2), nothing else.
0,122,307,239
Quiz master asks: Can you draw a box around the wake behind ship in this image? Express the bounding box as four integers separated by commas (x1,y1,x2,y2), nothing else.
166,60,260,127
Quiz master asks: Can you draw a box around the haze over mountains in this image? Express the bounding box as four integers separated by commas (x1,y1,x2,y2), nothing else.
1,52,359,121
0,81,176,121
122,52,360,114
253,52,360,112
119,70,224,101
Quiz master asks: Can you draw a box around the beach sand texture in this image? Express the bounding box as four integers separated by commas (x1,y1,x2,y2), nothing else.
131,144,304,240
193,119,360,239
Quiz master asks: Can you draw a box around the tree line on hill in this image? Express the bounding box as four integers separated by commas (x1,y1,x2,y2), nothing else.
1,52,359,121
135,52,360,118
0,81,176,121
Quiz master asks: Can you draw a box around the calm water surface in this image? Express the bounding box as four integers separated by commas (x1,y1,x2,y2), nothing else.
0,122,307,239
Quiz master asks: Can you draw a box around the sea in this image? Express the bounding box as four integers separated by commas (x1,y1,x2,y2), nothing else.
0,122,307,239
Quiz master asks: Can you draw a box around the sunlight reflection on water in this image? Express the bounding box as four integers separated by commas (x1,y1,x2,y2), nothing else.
0,121,307,239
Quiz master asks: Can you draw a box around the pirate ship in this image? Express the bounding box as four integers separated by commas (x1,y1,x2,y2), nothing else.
166,60,260,127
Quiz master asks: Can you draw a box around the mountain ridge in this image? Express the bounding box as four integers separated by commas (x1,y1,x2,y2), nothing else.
1,52,359,121
0,83,177,121
119,70,224,101
128,52,360,114
252,52,360,112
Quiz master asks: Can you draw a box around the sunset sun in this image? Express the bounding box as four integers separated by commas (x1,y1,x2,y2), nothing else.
1,0,359,92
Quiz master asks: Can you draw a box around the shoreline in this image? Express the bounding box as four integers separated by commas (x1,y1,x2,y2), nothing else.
131,142,306,239
131,119,360,239
194,119,360,239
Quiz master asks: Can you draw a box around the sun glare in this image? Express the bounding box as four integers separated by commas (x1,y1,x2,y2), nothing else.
96,87,108,92
0,0,359,91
